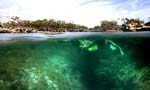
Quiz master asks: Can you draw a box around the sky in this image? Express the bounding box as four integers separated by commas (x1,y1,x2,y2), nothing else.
0,0,150,27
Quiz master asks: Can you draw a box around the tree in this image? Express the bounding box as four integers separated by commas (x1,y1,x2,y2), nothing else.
0,22,2,27
78,25,88,31
10,16,19,23
93,25,101,31
0,15,90,32
100,20,119,31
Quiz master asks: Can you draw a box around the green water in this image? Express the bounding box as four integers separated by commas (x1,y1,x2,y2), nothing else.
0,33,150,90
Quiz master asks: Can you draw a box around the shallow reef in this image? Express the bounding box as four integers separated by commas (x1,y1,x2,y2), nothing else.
0,35,150,90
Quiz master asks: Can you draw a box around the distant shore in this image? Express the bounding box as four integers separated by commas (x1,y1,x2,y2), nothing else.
0,16,150,33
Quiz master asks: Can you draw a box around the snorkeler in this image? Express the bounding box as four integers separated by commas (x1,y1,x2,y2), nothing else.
79,39,124,56
105,40,124,56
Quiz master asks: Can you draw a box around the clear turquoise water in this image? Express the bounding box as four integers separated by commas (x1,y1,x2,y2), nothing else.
0,32,150,90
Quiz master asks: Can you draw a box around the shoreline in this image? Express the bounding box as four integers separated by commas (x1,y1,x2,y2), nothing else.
0,27,123,33
0,27,150,33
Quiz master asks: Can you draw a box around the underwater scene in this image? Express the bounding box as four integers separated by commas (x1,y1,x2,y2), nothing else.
0,32,150,90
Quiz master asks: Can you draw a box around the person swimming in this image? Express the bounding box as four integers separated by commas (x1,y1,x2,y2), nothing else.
78,39,124,56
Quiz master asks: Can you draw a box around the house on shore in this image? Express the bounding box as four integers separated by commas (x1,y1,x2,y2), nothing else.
136,21,150,31
124,21,150,31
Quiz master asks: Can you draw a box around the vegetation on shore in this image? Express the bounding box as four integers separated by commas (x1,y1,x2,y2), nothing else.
0,16,150,33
